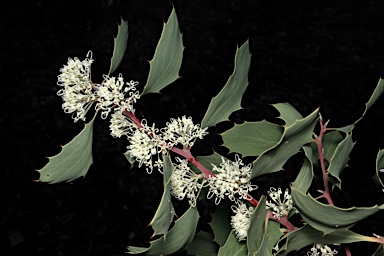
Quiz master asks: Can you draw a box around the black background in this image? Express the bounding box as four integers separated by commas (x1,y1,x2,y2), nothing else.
2,0,384,255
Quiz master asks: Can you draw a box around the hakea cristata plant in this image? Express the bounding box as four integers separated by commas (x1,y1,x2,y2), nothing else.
36,7,384,256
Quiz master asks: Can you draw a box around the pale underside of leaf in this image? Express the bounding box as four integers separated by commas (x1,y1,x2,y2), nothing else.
38,114,96,184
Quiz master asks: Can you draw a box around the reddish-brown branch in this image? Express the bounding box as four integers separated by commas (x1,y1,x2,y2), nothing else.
345,245,352,256
124,109,297,232
315,115,334,205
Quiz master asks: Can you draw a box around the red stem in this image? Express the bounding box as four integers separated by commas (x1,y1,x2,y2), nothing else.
124,110,297,231
345,245,352,256
315,115,334,205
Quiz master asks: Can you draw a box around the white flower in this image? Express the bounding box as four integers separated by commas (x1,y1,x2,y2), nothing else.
307,244,338,256
125,120,169,174
230,201,254,241
57,51,96,122
109,111,135,138
266,187,293,219
126,129,158,173
170,158,204,207
96,75,140,119
57,51,94,87
162,116,208,148
207,155,257,205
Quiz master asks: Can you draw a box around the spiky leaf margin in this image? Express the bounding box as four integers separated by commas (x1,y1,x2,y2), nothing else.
38,114,96,183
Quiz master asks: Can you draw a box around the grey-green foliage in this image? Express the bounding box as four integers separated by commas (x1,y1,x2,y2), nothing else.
38,6,384,256
201,41,251,128
38,113,96,183
108,18,128,75
141,8,184,95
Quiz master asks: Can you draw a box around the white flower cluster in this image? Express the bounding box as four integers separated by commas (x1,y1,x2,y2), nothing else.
207,155,257,205
162,116,208,148
57,51,140,122
170,158,204,207
307,244,338,256
230,201,254,241
96,75,140,119
126,120,167,174
266,187,293,219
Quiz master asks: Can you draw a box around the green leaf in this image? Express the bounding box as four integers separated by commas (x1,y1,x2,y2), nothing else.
196,152,224,170
291,187,384,235
254,234,272,256
251,108,319,179
247,196,266,255
292,146,314,193
149,154,175,237
272,103,303,127
309,131,344,168
330,78,384,132
373,244,384,256
108,18,128,75
327,132,355,190
218,231,247,256
265,221,283,253
374,149,384,189
123,151,136,170
201,41,251,128
141,8,184,95
222,121,283,157
276,225,377,256
209,201,232,246
38,114,96,183
184,231,217,256
356,77,384,124
127,206,199,255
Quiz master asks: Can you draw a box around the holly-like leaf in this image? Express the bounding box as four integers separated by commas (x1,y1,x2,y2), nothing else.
141,8,184,95
222,120,283,157
127,206,199,255
218,231,247,256
184,231,217,256
251,108,319,179
276,224,377,256
327,132,355,189
373,244,384,256
201,41,251,128
247,196,266,254
37,114,96,183
374,149,384,189
108,18,128,75
272,103,303,127
209,201,232,247
330,77,384,132
291,187,384,235
292,146,314,193
149,154,175,237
